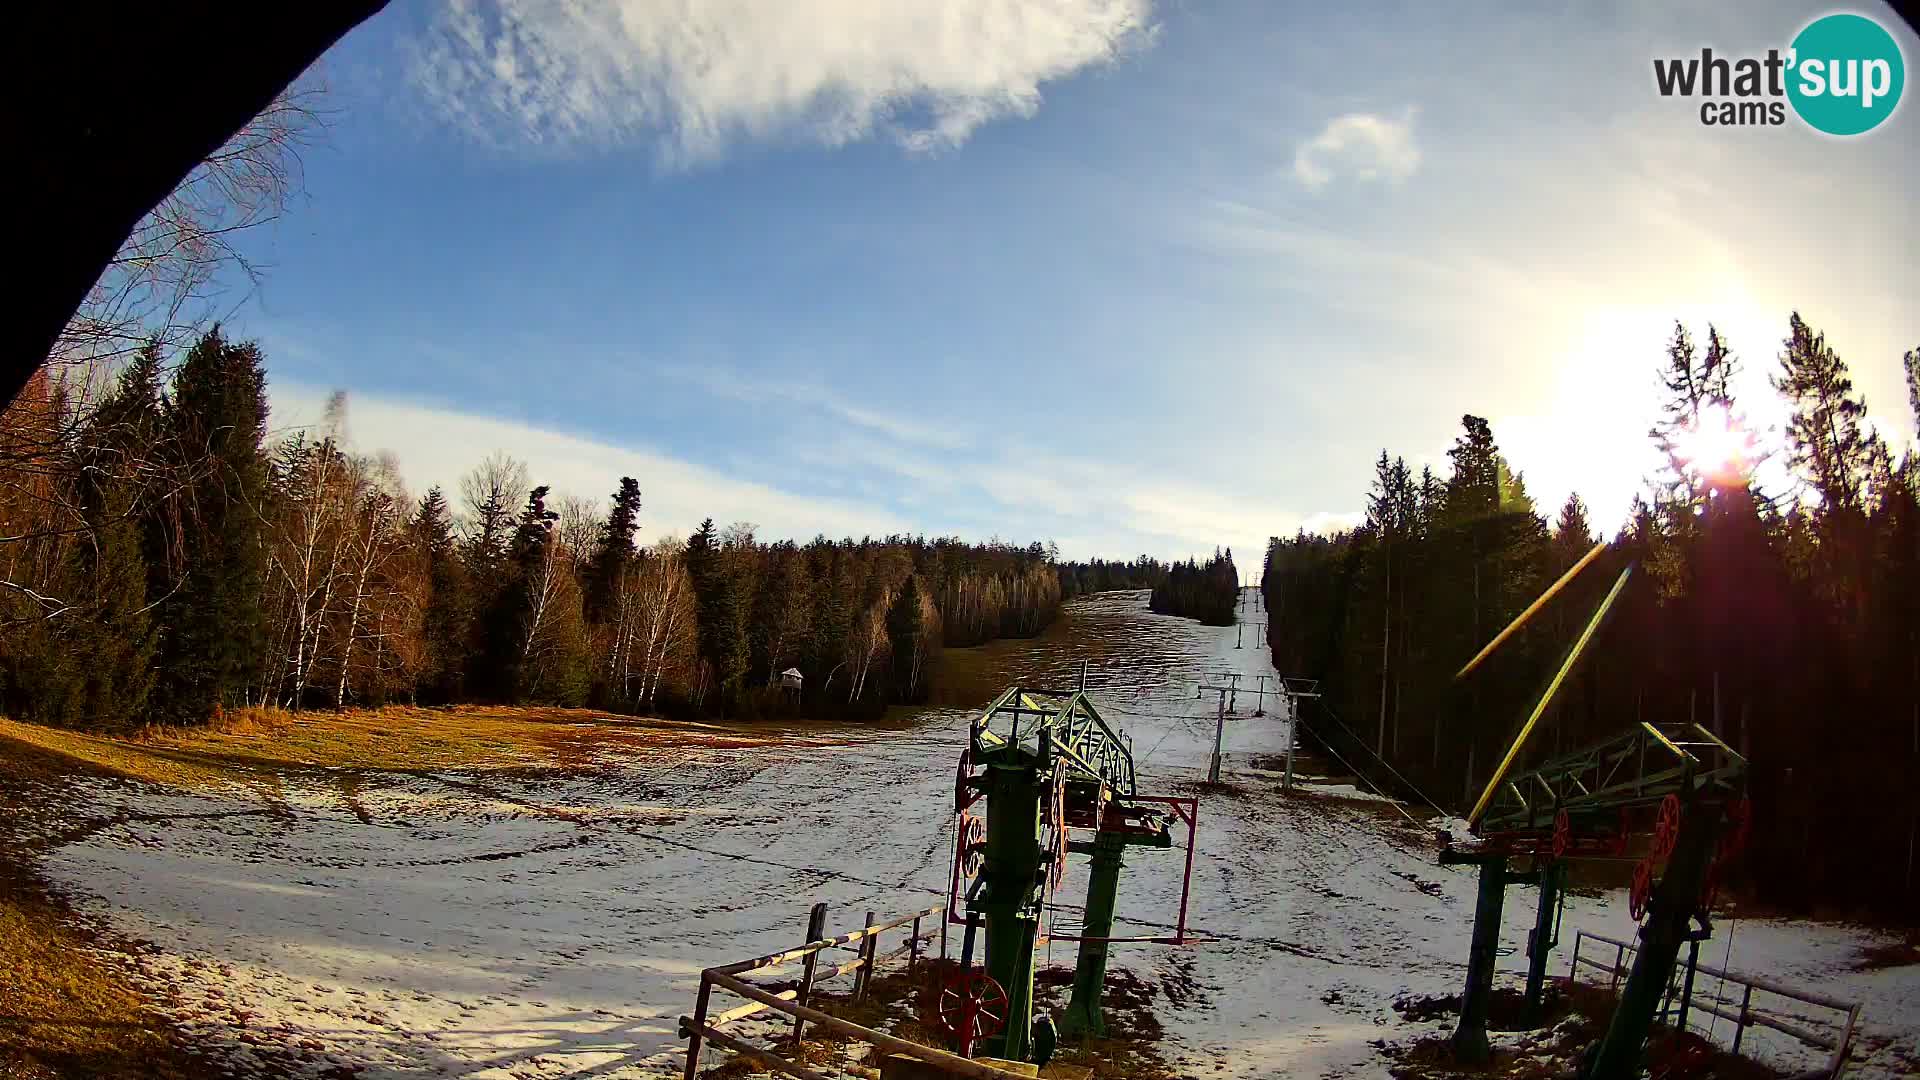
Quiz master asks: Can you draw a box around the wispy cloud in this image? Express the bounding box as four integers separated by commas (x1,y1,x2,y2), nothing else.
269,383,912,541
410,0,1157,161
663,364,970,450
1291,108,1421,191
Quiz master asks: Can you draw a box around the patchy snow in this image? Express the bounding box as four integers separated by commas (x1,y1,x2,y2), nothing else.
34,589,1919,1079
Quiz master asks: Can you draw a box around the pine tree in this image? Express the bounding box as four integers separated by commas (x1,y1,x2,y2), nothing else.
584,477,641,625
1905,346,1919,433
684,518,750,711
886,573,935,702
1552,493,1594,567
1774,313,1874,514
69,350,164,729
149,328,270,724
412,487,468,702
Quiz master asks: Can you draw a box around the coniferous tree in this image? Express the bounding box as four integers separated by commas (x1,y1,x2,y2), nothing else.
1905,347,1919,431
149,327,270,724
886,572,937,703
1774,313,1875,515
69,351,164,729
412,487,468,702
584,477,641,625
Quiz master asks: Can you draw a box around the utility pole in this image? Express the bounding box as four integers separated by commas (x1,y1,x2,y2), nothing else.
1199,680,1237,784
1275,679,1320,792
1284,691,1296,790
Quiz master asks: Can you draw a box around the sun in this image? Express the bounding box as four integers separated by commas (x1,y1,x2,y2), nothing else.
1672,403,1754,488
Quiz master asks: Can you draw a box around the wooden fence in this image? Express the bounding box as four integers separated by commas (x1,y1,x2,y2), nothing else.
680,902,1032,1080
1566,930,1862,1078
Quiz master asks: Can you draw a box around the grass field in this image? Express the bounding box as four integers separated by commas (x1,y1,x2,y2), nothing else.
0,703,784,1080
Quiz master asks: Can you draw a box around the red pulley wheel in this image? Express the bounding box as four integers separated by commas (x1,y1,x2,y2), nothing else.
936,971,1008,1056
961,816,985,877
1652,794,1682,861
1628,858,1654,921
955,745,973,813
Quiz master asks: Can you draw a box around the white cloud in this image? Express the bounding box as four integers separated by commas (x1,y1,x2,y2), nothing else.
411,0,1155,160
662,364,969,450
268,382,1334,568
269,384,909,541
1291,108,1421,192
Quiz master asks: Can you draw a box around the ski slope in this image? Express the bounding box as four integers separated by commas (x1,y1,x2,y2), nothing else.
30,591,1919,1078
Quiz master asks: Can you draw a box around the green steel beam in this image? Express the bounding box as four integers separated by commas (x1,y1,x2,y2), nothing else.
1581,802,1721,1080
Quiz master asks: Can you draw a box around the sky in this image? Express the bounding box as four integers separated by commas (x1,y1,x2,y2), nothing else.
236,0,1920,571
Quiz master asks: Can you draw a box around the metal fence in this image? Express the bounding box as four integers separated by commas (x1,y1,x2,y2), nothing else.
1567,930,1862,1078
680,901,1032,1080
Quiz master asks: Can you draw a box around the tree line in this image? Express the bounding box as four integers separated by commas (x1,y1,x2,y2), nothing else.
1262,313,1920,919
1057,556,1170,599
1149,550,1240,625
0,329,1072,730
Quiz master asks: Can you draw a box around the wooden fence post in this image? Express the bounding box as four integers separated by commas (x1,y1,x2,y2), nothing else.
1732,984,1753,1054
854,910,878,1003
909,915,922,975
683,974,714,1080
792,902,828,1044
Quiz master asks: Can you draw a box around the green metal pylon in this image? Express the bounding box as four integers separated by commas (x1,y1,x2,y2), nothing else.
1524,859,1565,1025
1582,806,1719,1080
1438,851,1538,1063
1058,828,1128,1038
980,760,1044,1061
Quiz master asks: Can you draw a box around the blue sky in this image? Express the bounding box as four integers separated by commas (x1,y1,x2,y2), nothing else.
241,0,1919,566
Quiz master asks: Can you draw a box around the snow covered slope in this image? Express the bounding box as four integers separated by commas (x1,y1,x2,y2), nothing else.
33,591,1918,1078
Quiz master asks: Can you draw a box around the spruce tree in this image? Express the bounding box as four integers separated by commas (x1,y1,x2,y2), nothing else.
412,487,469,702
1773,312,1874,514
886,572,931,702
1904,346,1919,433
70,348,163,729
150,328,270,724
584,477,641,624
480,485,560,700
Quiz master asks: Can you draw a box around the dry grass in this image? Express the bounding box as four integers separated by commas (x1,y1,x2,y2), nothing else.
0,704,837,791
0,701,837,1080
0,740,199,1079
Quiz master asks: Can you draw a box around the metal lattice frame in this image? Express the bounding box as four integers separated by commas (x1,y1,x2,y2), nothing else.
969,686,1136,796
1478,722,1747,836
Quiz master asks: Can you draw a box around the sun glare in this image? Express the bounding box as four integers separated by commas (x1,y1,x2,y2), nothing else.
1673,402,1750,484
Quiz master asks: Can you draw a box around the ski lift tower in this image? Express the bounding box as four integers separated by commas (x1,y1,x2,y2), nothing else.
1439,549,1752,1080
948,684,1201,1062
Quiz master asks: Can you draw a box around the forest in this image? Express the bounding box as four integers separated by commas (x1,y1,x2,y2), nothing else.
1263,315,1920,919
1057,555,1169,598
1150,551,1241,625
0,329,1073,729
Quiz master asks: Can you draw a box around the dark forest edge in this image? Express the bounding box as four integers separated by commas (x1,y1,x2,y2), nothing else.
1262,313,1920,921
1148,550,1241,625
0,330,1216,730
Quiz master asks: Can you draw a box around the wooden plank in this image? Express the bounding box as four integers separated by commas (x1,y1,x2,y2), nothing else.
680,1019,833,1080
715,905,941,977
709,971,1038,1080
710,988,799,1028
1746,1009,1839,1050
792,902,828,1043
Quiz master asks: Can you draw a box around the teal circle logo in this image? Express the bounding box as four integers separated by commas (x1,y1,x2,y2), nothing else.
1787,13,1905,135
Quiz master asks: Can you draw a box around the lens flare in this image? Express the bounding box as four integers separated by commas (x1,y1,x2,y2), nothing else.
1673,402,1749,484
